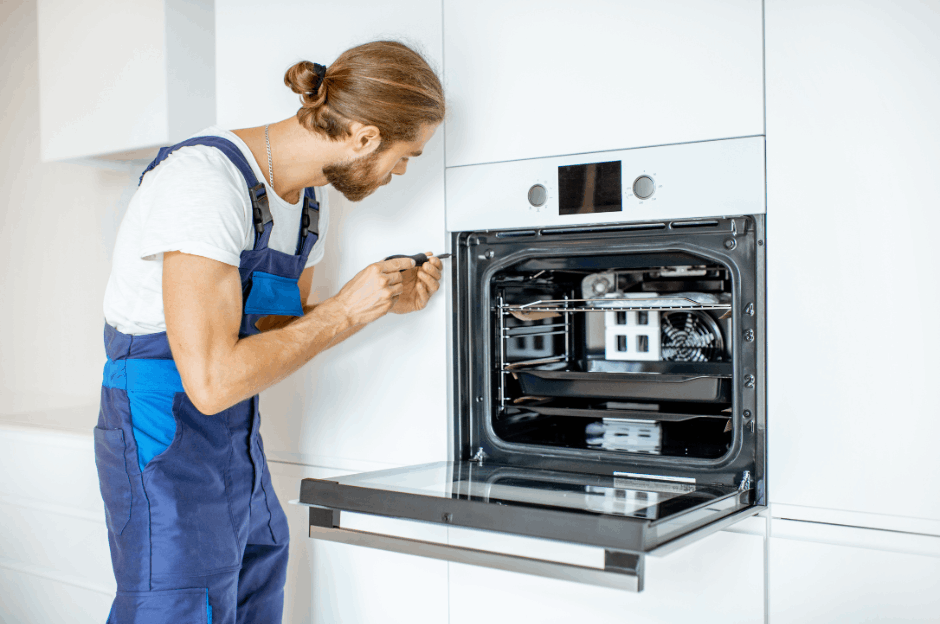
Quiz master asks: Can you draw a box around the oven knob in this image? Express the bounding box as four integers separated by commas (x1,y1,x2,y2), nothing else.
633,175,655,199
528,184,547,207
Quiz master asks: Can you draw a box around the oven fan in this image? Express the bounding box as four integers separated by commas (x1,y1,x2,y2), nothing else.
661,311,724,362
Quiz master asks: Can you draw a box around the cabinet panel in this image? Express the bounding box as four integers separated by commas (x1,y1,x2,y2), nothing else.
769,536,940,623
217,0,450,469
215,0,444,129
0,569,112,624
765,0,940,520
448,531,764,624
443,0,764,167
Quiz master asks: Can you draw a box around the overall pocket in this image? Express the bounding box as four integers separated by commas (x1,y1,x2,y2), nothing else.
93,427,133,535
243,271,304,316
109,588,210,624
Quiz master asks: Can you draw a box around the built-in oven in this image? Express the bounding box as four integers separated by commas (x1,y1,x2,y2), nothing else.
299,136,766,591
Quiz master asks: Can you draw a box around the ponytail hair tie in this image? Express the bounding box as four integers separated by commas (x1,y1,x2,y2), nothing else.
310,63,327,96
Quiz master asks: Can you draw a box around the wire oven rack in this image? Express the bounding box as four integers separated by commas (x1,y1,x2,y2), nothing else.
494,296,732,409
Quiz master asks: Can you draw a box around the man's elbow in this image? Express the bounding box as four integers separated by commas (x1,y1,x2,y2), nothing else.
182,376,229,416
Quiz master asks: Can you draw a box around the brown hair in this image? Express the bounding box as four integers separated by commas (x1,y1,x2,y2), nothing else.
284,41,445,149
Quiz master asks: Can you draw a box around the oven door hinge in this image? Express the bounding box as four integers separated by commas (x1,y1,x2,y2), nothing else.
738,470,752,492
471,447,488,464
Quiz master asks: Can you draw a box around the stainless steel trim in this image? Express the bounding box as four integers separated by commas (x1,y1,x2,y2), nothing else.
308,524,643,592
647,505,766,557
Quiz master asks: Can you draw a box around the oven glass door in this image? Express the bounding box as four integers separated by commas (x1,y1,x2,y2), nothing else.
299,460,753,554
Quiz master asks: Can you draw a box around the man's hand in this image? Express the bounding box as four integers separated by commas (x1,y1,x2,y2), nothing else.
328,257,414,325
391,252,443,314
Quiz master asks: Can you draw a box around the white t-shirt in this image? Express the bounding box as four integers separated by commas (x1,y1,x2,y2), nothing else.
103,126,330,336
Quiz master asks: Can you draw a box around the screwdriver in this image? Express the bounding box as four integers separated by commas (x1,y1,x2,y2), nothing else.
385,252,452,269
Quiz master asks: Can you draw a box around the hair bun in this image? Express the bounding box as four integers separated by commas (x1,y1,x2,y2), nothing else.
284,61,327,102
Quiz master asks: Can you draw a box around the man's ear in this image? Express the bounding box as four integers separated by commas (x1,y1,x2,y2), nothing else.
349,123,382,155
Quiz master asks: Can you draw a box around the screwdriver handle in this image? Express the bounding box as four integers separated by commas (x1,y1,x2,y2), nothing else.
385,252,429,266
384,253,452,269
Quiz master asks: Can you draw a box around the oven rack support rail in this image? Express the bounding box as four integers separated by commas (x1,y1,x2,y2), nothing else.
497,294,574,409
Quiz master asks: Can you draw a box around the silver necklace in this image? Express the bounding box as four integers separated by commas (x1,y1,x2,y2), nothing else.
264,124,274,187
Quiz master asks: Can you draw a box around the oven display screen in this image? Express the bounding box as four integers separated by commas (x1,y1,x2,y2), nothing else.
557,160,622,215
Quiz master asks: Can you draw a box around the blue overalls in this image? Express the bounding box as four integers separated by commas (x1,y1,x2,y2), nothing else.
94,137,320,623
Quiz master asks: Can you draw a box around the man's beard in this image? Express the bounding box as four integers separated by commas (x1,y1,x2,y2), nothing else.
322,148,392,202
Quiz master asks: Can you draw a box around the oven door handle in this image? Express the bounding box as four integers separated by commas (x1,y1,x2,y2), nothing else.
308,520,644,592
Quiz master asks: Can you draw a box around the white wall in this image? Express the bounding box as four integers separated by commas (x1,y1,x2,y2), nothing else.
0,2,140,620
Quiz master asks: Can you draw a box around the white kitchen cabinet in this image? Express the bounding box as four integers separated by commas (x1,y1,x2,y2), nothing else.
0,415,115,624
769,527,940,623
448,530,765,624
216,0,450,471
442,0,764,168
765,0,940,521
36,0,215,161
268,462,449,624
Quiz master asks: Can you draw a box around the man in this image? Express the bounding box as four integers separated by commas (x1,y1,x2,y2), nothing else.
95,41,445,623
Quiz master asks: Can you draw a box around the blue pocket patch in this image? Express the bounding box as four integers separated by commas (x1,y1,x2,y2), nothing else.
244,271,304,317
128,391,178,472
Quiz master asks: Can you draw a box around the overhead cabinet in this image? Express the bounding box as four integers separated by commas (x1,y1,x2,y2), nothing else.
36,0,215,161
443,0,764,167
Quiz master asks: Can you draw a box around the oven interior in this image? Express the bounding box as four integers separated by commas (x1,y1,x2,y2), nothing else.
455,217,764,490
492,255,734,459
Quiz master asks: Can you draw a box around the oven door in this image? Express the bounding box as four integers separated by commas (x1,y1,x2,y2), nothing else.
298,461,762,592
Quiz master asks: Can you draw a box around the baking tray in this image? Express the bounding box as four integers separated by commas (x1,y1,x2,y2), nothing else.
512,360,732,403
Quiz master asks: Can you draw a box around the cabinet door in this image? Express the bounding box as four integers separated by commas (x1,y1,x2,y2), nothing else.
449,530,764,624
765,0,940,520
37,0,215,160
769,534,940,623
443,0,764,167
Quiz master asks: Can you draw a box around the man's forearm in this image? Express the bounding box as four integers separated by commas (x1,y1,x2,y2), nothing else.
258,303,367,345
191,300,354,414
254,304,320,333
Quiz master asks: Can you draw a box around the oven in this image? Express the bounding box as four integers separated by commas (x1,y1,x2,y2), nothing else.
298,136,766,592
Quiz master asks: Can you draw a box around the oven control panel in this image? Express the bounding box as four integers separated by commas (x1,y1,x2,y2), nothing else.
445,136,765,232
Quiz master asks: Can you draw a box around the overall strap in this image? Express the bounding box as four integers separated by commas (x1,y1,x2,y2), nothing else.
139,136,273,248
296,187,321,254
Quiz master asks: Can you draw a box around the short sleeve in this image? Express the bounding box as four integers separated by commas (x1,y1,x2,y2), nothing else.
304,186,330,268
137,146,252,266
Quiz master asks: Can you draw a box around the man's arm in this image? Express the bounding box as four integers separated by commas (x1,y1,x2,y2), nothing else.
163,251,413,415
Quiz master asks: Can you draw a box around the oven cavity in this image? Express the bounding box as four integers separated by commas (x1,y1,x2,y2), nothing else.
491,257,734,460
